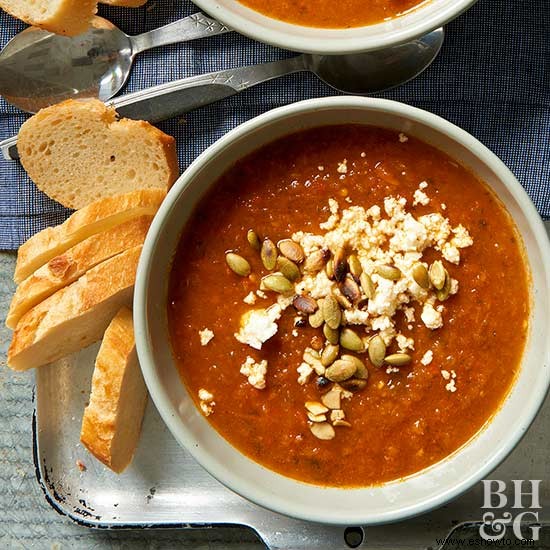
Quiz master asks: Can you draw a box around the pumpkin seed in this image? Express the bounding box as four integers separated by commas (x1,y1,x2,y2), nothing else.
339,328,364,351
333,419,352,427
225,253,251,277
304,249,329,273
330,409,346,423
247,229,261,251
307,412,327,423
261,238,277,270
277,256,300,282
333,246,348,282
326,258,335,280
412,262,430,289
310,422,335,440
368,335,386,367
321,388,341,409
341,354,368,380
436,270,451,301
303,348,321,365
335,292,353,310
310,335,324,351
429,260,446,290
325,359,357,382
321,344,340,367
322,295,341,329
340,378,368,392
260,273,293,294
375,264,402,280
340,274,361,304
348,254,362,278
277,239,305,264
309,307,325,328
384,353,412,367
293,294,318,314
323,323,339,345
305,401,329,415
360,272,375,299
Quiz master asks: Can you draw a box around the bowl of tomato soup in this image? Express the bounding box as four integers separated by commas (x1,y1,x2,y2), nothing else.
190,0,477,54
135,97,550,525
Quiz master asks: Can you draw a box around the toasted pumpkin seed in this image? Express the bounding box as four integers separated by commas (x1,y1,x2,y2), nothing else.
308,307,325,328
335,292,353,310
326,258,335,280
375,264,402,280
277,239,305,264
310,422,335,440
340,274,361,304
321,388,341,409
340,328,364,352
325,359,357,382
260,273,293,294
368,335,386,367
412,262,430,289
341,354,368,380
310,335,324,351
261,238,277,270
360,272,375,299
329,409,345,423
340,378,368,392
303,348,321,365
305,401,329,415
384,353,412,367
225,253,251,277
333,419,352,427
304,249,329,273
247,229,261,251
322,295,342,329
277,256,300,282
348,254,362,278
293,294,318,314
333,246,348,282
307,412,327,423
323,323,339,345
436,270,451,301
321,344,340,367
429,260,446,290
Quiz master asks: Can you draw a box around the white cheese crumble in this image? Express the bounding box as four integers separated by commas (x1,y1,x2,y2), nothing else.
297,362,313,385
337,159,348,174
420,350,433,365
235,306,282,350
243,291,257,305
398,133,409,143
240,356,268,389
396,334,415,352
413,189,430,206
421,302,443,330
199,328,214,346
198,388,215,416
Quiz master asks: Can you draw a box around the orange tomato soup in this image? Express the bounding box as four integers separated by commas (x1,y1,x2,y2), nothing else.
237,0,427,28
168,125,529,487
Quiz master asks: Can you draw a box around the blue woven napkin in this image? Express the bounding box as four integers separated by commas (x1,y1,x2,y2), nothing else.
0,0,548,250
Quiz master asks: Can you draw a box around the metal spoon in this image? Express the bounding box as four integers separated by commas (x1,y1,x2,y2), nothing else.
0,13,231,113
1,28,444,160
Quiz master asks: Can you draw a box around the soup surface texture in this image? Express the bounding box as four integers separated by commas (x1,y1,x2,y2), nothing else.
237,0,426,28
168,125,529,487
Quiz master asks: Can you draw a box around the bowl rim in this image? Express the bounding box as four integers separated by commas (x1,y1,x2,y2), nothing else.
190,0,478,54
135,96,550,525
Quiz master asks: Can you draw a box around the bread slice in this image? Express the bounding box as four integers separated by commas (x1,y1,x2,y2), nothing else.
7,216,152,330
100,0,147,6
81,307,148,473
18,99,179,210
0,0,97,36
14,188,164,284
7,245,142,371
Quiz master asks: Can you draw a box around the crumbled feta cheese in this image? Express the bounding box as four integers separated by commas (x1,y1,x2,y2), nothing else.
413,189,430,206
398,133,409,143
442,243,461,264
198,388,214,401
198,388,215,416
344,309,370,325
404,307,415,323
240,356,268,389
235,306,282,350
297,362,313,385
199,328,214,346
337,159,348,174
256,289,267,299
243,291,257,305
421,302,443,330
386,366,400,374
396,334,415,351
441,369,451,380
318,165,325,171
420,350,433,365
445,378,457,393
419,181,428,189
328,198,339,214
360,151,366,158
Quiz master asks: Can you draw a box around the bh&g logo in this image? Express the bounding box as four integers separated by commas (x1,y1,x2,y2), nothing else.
480,480,542,541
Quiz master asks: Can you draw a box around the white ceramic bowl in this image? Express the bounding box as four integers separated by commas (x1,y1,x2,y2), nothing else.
134,97,550,525
192,0,478,54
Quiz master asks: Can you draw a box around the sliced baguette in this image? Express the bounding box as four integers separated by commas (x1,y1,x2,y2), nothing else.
18,99,178,209
7,216,152,330
7,245,142,371
0,0,97,36
100,0,147,6
14,188,164,284
81,307,148,473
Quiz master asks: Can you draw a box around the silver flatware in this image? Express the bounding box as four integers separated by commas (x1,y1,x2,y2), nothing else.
0,13,231,113
1,28,444,161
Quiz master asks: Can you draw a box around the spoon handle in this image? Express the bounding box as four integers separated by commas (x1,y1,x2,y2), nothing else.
131,12,232,54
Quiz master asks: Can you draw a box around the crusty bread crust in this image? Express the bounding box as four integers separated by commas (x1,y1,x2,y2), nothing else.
100,0,147,6
0,0,97,36
7,245,142,371
18,99,179,210
80,307,148,473
7,216,153,329
14,189,164,284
